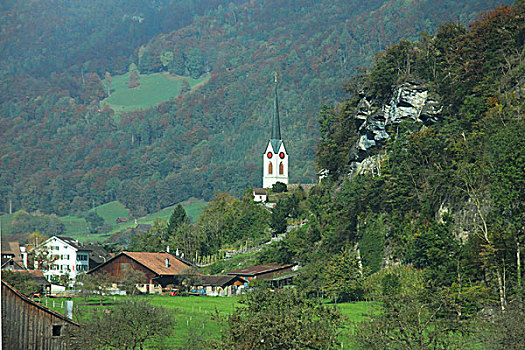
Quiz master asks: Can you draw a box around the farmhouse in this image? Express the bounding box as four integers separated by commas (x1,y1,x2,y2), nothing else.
87,251,195,293
224,262,295,282
1,280,79,350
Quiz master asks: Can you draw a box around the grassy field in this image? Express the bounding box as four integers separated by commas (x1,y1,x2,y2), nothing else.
0,198,207,242
0,212,15,235
103,72,210,113
38,294,377,349
59,198,207,242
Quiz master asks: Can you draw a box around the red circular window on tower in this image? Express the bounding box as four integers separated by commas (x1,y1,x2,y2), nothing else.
267,152,273,159
279,152,285,159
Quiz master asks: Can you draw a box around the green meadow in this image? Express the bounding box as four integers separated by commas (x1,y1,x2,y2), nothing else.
103,72,210,113
60,198,207,242
0,198,207,243
39,294,377,349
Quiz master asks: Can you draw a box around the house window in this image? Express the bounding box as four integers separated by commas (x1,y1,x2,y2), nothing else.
279,162,284,175
268,162,273,174
52,325,62,336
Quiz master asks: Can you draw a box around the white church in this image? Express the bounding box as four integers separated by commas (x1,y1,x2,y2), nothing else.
262,75,288,189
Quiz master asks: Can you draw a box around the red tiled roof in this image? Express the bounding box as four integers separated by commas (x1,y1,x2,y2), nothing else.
224,263,293,276
123,252,192,275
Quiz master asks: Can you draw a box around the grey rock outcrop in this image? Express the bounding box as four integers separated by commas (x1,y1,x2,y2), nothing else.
348,78,442,174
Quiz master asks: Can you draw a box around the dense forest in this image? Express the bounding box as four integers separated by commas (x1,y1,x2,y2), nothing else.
0,0,512,216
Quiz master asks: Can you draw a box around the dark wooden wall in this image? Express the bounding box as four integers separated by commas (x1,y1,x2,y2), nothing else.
2,281,78,350
90,254,156,283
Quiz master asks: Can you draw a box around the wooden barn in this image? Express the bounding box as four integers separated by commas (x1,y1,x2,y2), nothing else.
87,251,195,293
1,280,79,350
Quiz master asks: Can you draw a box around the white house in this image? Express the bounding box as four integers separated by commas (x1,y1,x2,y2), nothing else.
252,188,267,202
35,236,90,283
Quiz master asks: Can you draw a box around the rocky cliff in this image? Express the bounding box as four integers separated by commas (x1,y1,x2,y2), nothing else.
348,78,442,174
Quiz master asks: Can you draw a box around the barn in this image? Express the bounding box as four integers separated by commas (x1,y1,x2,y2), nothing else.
1,280,79,350
87,251,195,293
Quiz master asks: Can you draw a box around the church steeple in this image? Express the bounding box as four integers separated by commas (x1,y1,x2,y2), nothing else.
271,72,281,140
263,73,289,189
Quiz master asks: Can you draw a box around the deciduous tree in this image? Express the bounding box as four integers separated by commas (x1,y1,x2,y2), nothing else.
216,289,341,350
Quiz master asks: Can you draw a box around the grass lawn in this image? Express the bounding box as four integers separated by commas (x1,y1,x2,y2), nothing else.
104,72,210,113
37,294,377,349
60,216,90,237
39,295,240,348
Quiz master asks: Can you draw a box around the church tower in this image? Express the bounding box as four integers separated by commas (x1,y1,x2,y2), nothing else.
263,74,288,188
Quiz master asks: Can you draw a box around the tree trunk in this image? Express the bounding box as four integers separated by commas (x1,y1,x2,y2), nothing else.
518,241,522,304
496,266,506,311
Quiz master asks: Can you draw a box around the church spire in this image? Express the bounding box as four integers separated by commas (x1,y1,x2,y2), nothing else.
271,72,281,140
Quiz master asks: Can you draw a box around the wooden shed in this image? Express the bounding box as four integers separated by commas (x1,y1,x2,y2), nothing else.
2,280,79,350
192,275,247,296
224,262,294,281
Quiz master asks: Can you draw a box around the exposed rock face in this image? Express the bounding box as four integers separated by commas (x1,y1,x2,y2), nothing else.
348,78,442,174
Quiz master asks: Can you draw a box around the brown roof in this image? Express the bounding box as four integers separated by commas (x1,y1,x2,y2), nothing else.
89,252,193,276
253,188,267,195
194,275,247,287
224,263,293,276
1,241,21,257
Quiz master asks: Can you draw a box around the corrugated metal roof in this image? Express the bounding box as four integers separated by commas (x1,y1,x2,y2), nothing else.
224,263,293,276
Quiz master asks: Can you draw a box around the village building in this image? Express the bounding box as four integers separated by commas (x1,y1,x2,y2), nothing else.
224,262,295,283
35,236,91,283
82,245,110,269
252,188,268,202
262,74,289,189
191,275,247,296
1,257,25,271
2,280,79,350
87,251,195,293
1,240,24,268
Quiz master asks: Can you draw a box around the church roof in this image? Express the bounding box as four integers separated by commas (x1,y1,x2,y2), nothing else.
270,139,282,153
271,76,281,140
269,75,284,153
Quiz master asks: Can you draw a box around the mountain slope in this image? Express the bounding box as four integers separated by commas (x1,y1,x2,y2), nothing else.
0,0,513,216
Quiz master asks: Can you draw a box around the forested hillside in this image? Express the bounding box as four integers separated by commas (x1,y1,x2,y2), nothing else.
0,0,512,216
257,2,524,336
